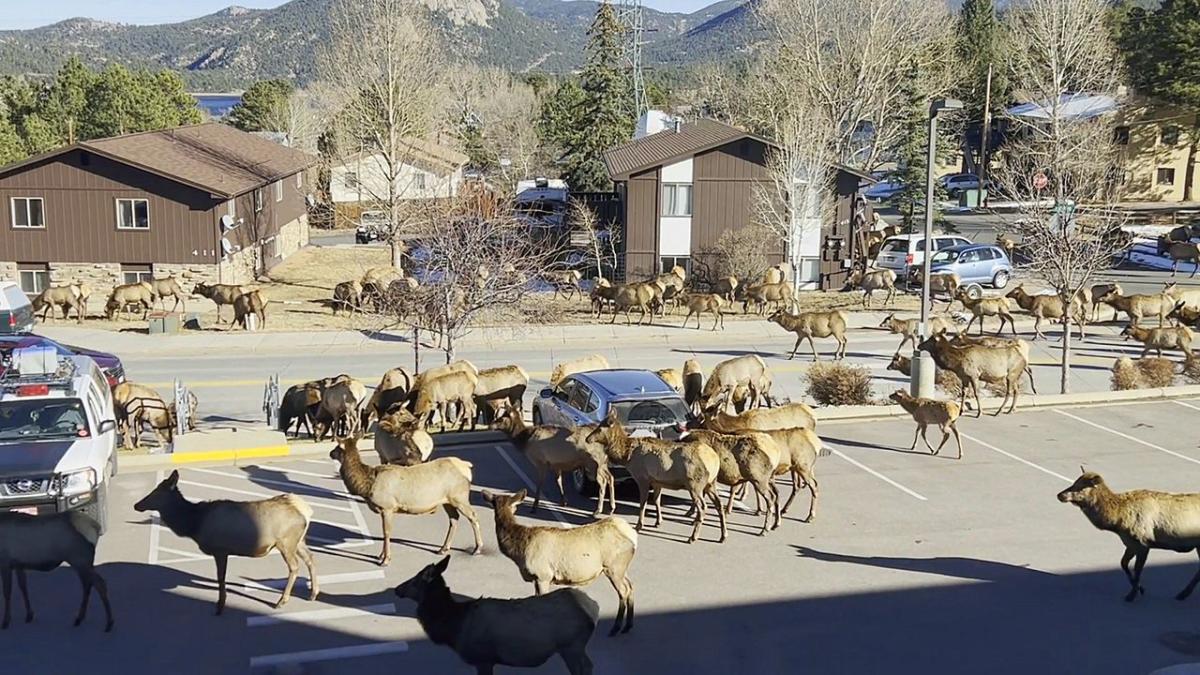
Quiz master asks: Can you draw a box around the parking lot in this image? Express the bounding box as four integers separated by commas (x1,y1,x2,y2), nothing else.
7,398,1200,674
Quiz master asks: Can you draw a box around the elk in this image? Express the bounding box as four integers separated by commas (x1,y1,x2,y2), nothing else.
699,355,770,414
473,365,529,424
587,412,727,544
395,556,599,675
279,382,321,438
1005,284,1087,340
768,309,849,361
32,286,84,323
1097,288,1169,327
314,375,366,440
996,233,1017,259
332,280,362,315
878,313,960,353
1090,283,1123,322
590,278,618,318
1159,240,1200,278
888,390,964,459
544,270,584,300
682,429,782,535
0,511,113,631
683,359,703,416
374,407,434,466
364,367,413,430
954,288,1016,336
1167,300,1200,329
1164,282,1200,318
1120,323,1194,363
680,292,725,330
710,276,739,303
1058,470,1200,603
233,289,267,329
742,281,795,315
482,489,636,636
330,439,483,566
918,334,1035,417
147,276,186,312
609,281,660,325
191,283,246,324
134,471,318,614
104,283,154,321
844,268,896,309
413,370,478,432
550,355,609,387
926,272,961,309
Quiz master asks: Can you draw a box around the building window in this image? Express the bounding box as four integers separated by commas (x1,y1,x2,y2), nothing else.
116,198,149,230
10,197,45,229
1162,126,1181,146
17,263,49,295
254,189,264,213
275,180,283,202
660,256,690,275
121,264,153,286
662,184,693,217
343,171,359,189
1113,126,1130,145
415,173,428,191
1157,168,1177,185
296,172,303,189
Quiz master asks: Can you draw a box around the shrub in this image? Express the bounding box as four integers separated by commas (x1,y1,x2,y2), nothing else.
806,362,873,406
1184,359,1200,385
935,369,962,396
1112,356,1177,390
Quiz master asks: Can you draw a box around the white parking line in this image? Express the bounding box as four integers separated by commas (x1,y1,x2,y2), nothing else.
1174,400,1200,413
825,446,927,501
960,433,1071,482
278,465,338,479
188,467,353,499
157,545,209,561
1054,410,1200,466
243,570,385,593
247,603,396,627
250,641,409,668
493,445,569,524
178,479,355,513
147,469,164,565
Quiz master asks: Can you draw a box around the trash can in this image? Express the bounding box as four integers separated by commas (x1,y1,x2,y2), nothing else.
959,188,987,209
147,312,181,335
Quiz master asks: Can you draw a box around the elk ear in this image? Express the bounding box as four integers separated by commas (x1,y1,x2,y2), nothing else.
481,490,495,504
514,489,528,502
166,470,180,487
433,555,451,576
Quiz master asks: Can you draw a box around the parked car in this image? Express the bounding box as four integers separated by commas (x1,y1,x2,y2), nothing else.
864,179,906,202
0,282,35,334
355,210,390,244
0,335,125,388
873,234,972,275
0,348,118,532
908,243,1013,295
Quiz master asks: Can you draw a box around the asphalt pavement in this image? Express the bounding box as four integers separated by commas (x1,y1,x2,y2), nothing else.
11,398,1200,674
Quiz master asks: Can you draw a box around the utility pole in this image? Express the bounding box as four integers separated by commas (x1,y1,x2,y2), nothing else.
618,0,652,121
979,64,993,207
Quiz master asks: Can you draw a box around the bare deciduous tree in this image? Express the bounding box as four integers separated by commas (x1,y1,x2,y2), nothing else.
994,0,1127,394
262,86,335,155
446,66,549,188
321,0,445,269
568,199,620,282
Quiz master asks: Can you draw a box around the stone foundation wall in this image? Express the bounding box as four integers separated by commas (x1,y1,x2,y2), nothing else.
0,262,16,285
218,245,258,285
276,214,308,259
47,263,123,290
153,263,220,288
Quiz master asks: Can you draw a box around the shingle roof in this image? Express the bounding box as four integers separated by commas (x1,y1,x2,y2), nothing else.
82,123,317,198
0,123,318,199
604,119,755,180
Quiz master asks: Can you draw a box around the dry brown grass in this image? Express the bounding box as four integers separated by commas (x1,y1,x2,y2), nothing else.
806,362,874,406
1112,356,1177,390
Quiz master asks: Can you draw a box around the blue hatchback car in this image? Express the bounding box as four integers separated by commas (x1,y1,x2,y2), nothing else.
909,243,1013,292
533,369,689,439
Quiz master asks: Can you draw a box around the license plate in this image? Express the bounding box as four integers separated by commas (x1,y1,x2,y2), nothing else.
9,506,37,516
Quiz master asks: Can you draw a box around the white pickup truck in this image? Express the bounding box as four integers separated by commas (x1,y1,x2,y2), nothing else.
0,347,118,532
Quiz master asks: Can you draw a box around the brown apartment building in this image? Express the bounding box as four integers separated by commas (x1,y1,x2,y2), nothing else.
604,119,872,289
0,123,317,295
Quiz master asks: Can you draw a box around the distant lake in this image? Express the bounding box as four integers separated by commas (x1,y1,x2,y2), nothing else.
192,94,242,119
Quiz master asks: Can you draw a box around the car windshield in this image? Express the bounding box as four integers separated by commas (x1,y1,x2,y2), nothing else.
610,398,689,426
0,398,90,441
880,239,908,254
931,250,959,264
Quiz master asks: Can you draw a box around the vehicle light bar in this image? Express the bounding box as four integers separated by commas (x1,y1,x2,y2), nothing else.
17,384,50,397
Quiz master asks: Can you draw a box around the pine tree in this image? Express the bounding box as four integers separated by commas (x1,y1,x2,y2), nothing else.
38,57,96,145
0,115,24,165
226,79,294,132
538,78,586,162
956,0,1009,121
893,62,929,232
563,1,632,192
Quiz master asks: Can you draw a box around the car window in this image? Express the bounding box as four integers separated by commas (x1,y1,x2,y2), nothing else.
880,239,907,254
960,250,981,263
915,239,928,252
979,248,997,260
554,379,577,403
568,382,594,412
931,250,958,264
611,398,689,426
935,237,957,250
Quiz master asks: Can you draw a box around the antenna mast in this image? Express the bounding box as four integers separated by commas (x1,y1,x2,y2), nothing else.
617,0,649,119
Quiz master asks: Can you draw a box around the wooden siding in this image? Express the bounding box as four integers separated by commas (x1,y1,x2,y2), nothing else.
623,169,659,281
0,150,222,264
224,175,306,252
693,139,783,257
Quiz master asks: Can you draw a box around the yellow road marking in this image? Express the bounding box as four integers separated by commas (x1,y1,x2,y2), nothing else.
170,445,290,463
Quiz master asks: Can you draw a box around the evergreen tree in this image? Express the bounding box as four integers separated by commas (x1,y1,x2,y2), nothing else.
0,116,24,165
457,110,494,172
81,64,142,138
956,0,1009,121
562,1,632,192
538,78,586,162
37,57,96,145
1118,0,1200,199
226,79,294,131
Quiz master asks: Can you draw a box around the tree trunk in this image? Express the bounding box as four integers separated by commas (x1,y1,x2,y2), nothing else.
1184,118,1199,202
391,238,403,270
1060,315,1070,394
444,335,455,364
413,326,421,374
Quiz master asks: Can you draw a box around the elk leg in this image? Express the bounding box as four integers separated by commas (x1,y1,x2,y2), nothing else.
908,425,921,451
556,471,568,507
531,464,547,512
15,568,31,623
653,488,664,527
809,336,819,362
634,482,651,531
1033,315,1042,340
781,468,801,515
456,500,484,555
438,504,460,555
708,485,727,543
920,425,937,454
1126,549,1149,602
603,569,627,637
803,472,819,522
296,540,319,601
1176,550,1200,600
275,546,300,608
687,488,705,543
378,512,392,566
724,481,737,515
214,554,229,615
789,335,802,360
1120,547,1137,586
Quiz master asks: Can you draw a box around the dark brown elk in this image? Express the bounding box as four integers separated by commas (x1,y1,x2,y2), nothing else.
104,283,154,321
742,282,795,315
192,283,246,324
332,280,362,315
1158,239,1200,278
544,270,584,300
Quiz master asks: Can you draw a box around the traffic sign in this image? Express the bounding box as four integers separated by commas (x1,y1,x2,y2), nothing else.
1032,172,1048,191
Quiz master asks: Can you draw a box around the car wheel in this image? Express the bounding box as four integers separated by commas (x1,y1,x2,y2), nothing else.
992,270,1010,289
965,283,985,300
532,408,542,425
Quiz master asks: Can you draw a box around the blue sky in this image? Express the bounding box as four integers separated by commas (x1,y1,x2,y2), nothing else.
2,0,712,30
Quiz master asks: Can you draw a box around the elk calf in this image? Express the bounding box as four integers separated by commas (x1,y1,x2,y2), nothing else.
768,309,848,361
888,390,963,459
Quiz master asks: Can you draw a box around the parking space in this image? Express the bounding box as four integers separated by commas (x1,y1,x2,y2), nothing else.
10,399,1200,673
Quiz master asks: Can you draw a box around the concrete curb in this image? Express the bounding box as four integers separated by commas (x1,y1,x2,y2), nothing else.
816,384,1200,423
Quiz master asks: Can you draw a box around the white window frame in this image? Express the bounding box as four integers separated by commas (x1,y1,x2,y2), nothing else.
275,180,283,202
10,197,45,229
295,172,303,189
662,183,693,217
115,198,150,230
17,265,49,295
254,189,264,213
415,173,428,191
122,269,153,286
1157,168,1176,186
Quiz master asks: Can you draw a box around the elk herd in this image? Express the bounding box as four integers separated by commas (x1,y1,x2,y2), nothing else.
30,275,267,329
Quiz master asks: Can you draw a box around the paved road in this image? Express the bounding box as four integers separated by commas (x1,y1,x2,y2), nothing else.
12,398,1200,673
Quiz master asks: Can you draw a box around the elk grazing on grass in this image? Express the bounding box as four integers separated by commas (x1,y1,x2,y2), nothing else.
0,511,113,631
1058,470,1200,603
483,489,636,636
104,282,154,321
493,406,614,516
191,283,246,324
888,390,964,459
32,286,84,323
1005,284,1087,340
134,470,318,615
742,281,796,316
1120,323,1194,363
590,278,618,318
918,334,1035,417
680,292,726,330
768,309,849,361
954,288,1016,336
395,556,600,675
609,281,660,325
844,268,897,309
587,412,727,544
1096,288,1169,327
332,280,362,315
330,439,483,566
878,313,960,353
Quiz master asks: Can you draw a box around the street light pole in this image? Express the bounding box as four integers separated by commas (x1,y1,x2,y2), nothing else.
911,98,963,399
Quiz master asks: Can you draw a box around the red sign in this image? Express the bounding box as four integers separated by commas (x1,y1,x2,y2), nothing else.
1032,172,1049,190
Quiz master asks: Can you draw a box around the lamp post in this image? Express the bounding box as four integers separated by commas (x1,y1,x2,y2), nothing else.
911,97,964,398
